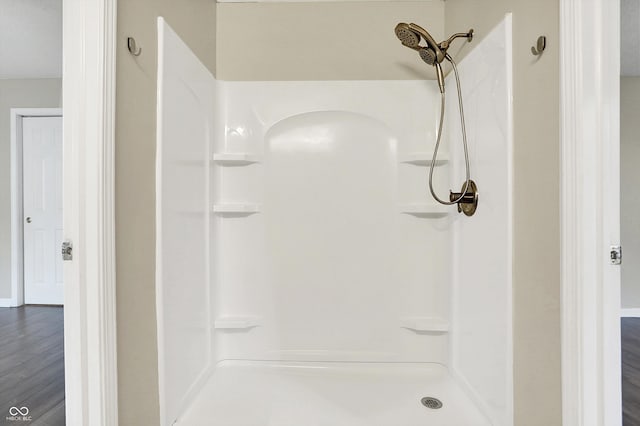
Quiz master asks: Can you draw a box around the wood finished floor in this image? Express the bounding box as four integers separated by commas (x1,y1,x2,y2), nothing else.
0,306,64,426
623,318,640,425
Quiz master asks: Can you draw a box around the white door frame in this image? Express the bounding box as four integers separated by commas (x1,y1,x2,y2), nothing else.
560,0,621,425
63,0,118,424
7,108,63,308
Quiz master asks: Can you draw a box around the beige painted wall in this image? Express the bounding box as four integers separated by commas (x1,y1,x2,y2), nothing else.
216,1,444,80
115,0,215,424
0,79,61,300
621,77,640,309
446,2,561,425
443,0,508,64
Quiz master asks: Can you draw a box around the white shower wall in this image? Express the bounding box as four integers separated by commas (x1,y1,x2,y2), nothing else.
156,19,215,426
214,80,453,364
448,15,513,426
156,16,512,426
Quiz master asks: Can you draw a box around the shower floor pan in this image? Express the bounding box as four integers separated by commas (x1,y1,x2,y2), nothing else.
176,361,491,426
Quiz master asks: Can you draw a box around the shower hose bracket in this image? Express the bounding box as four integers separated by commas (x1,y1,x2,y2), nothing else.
449,180,478,216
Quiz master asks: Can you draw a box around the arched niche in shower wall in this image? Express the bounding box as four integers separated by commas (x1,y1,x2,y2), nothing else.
263,111,400,360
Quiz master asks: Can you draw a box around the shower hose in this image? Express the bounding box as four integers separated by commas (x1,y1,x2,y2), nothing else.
429,55,471,205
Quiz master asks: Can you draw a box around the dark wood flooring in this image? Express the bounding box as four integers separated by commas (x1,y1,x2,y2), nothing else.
623,318,640,425
0,306,65,426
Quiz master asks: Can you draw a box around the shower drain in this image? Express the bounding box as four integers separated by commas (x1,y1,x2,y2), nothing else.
420,397,443,409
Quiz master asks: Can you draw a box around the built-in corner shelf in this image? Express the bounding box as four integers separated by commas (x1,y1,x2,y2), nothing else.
400,317,449,333
212,203,261,216
212,153,261,166
214,316,262,331
399,204,449,217
399,152,448,166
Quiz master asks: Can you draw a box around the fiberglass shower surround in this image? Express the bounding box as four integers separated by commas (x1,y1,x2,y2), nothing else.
155,15,513,426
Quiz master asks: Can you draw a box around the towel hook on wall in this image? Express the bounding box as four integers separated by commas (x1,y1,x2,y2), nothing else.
127,37,142,56
531,36,546,56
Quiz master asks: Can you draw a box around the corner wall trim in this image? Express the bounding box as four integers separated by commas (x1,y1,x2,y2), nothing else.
63,0,119,424
560,0,621,425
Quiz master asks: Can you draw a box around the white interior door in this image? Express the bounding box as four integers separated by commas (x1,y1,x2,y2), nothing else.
23,116,63,305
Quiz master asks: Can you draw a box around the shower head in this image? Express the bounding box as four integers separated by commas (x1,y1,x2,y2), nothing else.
395,22,474,66
418,47,445,93
408,23,445,64
399,24,474,62
394,23,420,48
394,23,445,64
419,48,437,66
394,23,474,94
395,22,446,93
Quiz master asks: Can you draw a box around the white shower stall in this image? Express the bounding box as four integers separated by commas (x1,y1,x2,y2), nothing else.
156,14,512,426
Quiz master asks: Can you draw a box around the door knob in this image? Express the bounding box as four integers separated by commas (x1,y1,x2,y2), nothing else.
25,217,32,223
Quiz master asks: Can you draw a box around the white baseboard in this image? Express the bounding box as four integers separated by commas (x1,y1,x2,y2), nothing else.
621,308,640,317
0,298,16,307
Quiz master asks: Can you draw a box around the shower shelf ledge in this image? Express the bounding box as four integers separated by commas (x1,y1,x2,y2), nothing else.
214,316,262,330
212,203,261,215
400,317,449,333
399,152,448,166
399,204,449,217
212,153,261,166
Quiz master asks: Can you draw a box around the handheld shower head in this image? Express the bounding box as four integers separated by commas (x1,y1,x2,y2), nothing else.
394,23,445,64
417,47,445,93
394,23,420,48
395,22,446,93
408,23,445,64
418,47,437,65
395,22,474,69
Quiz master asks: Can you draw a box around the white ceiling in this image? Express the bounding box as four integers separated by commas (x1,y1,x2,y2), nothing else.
0,0,62,79
622,0,640,76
